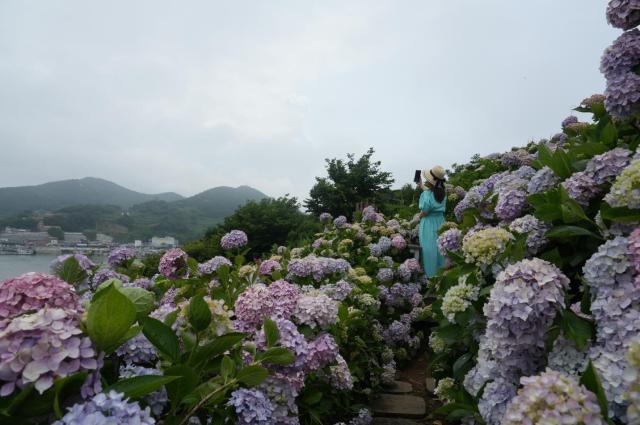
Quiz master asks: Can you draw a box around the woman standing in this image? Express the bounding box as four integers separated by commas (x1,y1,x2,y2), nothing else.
418,166,447,277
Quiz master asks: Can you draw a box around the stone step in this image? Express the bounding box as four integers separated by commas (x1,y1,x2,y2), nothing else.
372,418,422,425
371,394,426,419
383,380,413,394
425,377,436,394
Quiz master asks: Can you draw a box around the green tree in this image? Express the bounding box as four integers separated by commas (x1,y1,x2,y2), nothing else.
184,196,320,261
304,148,394,218
47,227,65,241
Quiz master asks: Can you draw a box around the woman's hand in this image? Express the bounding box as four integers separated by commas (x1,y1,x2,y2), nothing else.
419,211,428,218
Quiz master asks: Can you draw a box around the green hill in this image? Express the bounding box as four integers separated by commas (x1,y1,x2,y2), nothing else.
0,177,184,215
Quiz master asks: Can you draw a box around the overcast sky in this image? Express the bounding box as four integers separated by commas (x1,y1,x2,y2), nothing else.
0,1,619,201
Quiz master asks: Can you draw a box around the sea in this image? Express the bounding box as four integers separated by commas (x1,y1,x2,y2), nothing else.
0,255,61,280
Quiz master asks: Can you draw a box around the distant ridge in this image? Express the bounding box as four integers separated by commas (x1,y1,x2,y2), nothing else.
0,177,184,215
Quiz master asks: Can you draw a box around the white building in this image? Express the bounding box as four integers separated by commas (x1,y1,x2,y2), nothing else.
151,236,177,248
134,240,143,248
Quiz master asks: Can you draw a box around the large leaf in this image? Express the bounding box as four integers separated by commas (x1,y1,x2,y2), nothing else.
601,203,640,223
236,365,269,386
561,309,594,350
220,356,235,381
53,372,87,418
141,317,181,362
108,375,179,399
188,295,212,333
257,347,295,366
119,287,155,315
86,284,137,353
580,361,610,421
559,186,590,224
263,319,280,348
537,144,573,178
545,225,603,240
529,189,563,222
55,257,87,286
164,365,199,409
190,332,246,366
452,353,473,380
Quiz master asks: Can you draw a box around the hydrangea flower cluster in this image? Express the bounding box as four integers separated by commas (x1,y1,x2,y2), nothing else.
605,159,640,209
198,256,232,275
495,189,527,222
227,388,275,425
92,269,130,286
259,259,282,275
508,214,550,255
500,149,534,167
390,235,406,250
53,390,155,425
306,333,339,370
562,115,579,128
585,147,632,185
437,228,462,255
462,227,513,268
158,248,189,280
333,215,348,227
527,166,560,195
547,335,589,377
234,281,300,331
116,331,157,365
0,272,81,321
464,259,569,424
600,29,640,118
607,0,640,29
441,280,479,323
562,171,601,206
293,293,338,329
319,212,333,223
327,354,353,390
376,268,394,282
378,283,421,308
220,229,248,250
0,307,100,395
626,339,640,422
50,253,95,278
107,247,136,268
502,369,604,425
434,377,455,402
320,280,353,301
119,365,168,415
255,318,310,371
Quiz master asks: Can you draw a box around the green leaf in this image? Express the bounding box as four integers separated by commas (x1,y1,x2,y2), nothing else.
86,284,137,353
539,248,564,268
263,319,280,348
337,303,348,322
108,375,179,399
188,295,212,333
53,372,87,418
119,287,155,315
580,361,609,420
164,365,199,409
141,317,181,362
302,390,323,405
600,121,617,146
559,186,591,224
601,203,640,223
190,332,246,365
545,225,603,240
257,347,295,366
452,353,473,380
221,356,235,381
561,309,594,350
55,257,87,286
529,189,563,222
236,365,269,386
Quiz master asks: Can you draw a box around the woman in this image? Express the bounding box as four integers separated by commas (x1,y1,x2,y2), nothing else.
418,165,447,277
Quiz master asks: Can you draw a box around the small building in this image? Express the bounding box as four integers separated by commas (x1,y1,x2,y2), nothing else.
64,232,87,244
151,236,178,248
96,233,114,244
134,240,143,248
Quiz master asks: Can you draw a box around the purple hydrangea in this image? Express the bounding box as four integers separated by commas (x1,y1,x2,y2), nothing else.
379,283,421,308
53,390,155,425
402,258,421,274
607,0,640,30
259,259,282,275
227,388,275,425
119,365,168,415
116,332,157,365
508,214,550,255
562,171,601,206
158,248,189,280
327,354,353,390
50,254,95,276
287,258,314,278
107,247,136,268
92,269,130,286
348,408,373,425
465,259,569,424
198,256,232,275
123,278,153,290
268,279,300,319
0,272,81,321
320,280,353,301
390,235,407,250
220,230,248,250
289,256,349,282
368,243,382,257
437,228,462,255
362,206,380,223
319,212,333,223
561,115,579,128
234,281,300,331
501,149,534,168
513,165,536,180
382,320,411,346
502,369,604,425
333,215,348,227
585,147,632,185
0,307,99,396
306,333,339,370
377,236,392,252
293,293,338,329
376,268,394,283
255,318,309,371
600,29,640,118
527,166,560,195
495,189,527,223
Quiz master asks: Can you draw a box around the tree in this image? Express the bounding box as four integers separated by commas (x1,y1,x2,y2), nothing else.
184,196,321,262
47,227,65,241
304,148,394,218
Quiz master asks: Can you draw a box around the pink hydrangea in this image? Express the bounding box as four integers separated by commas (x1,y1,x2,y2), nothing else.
259,259,282,275
0,273,81,322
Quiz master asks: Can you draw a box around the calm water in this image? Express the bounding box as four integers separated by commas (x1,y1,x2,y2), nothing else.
0,254,59,280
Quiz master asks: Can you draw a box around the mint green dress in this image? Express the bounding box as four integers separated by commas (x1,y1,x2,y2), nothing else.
419,189,446,277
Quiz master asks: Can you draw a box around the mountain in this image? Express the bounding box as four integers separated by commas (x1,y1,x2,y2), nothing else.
177,185,269,217
0,177,184,216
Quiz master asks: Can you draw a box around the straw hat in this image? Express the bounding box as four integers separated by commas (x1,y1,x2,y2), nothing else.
423,165,446,186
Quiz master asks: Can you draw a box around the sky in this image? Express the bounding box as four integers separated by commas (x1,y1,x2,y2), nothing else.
0,1,620,201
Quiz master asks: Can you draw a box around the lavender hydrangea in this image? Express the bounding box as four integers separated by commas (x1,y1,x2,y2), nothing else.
501,149,534,167
382,320,411,346
107,247,136,268
508,214,550,255
306,333,339,370
376,268,394,283
562,115,579,128
333,215,347,227
495,189,528,222
585,147,632,185
220,229,248,250
547,335,589,377
437,228,462,255
464,259,569,424
234,281,300,331
198,256,232,275
255,318,309,370
390,235,406,250
259,259,282,275
321,280,353,301
293,293,338,329
0,307,99,395
319,212,333,223
378,283,421,308
53,390,155,425
327,354,353,390
119,365,168,415
123,278,153,290
92,269,130,286
562,171,601,206
50,254,95,278
600,29,640,118
116,332,157,365
0,272,81,321
158,248,189,280
527,166,560,194
502,369,604,425
227,388,275,425
607,0,640,30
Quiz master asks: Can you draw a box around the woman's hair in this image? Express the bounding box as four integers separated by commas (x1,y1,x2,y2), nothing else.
426,178,446,203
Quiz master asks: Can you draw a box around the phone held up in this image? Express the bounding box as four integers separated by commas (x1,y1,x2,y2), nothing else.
413,169,421,184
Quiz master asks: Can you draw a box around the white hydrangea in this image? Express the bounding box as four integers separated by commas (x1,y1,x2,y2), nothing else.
441,280,479,323
462,227,514,267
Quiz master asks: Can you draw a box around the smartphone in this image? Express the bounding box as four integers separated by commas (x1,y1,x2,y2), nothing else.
413,170,421,183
